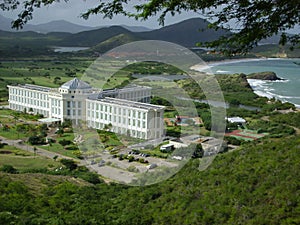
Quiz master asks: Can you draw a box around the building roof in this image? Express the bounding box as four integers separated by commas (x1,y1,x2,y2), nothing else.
60,78,91,90
226,117,246,123
8,84,51,92
87,97,164,111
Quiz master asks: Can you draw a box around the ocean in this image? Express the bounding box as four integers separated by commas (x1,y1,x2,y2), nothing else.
203,58,300,108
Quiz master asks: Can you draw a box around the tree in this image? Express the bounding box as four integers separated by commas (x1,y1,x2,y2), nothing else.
28,135,45,145
60,158,78,171
0,0,299,54
191,143,204,158
0,165,18,174
33,147,37,157
58,139,71,147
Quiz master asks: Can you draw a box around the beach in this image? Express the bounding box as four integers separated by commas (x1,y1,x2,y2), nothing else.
192,57,300,108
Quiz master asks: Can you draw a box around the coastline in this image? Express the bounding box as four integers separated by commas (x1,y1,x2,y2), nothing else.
191,57,300,109
191,57,287,72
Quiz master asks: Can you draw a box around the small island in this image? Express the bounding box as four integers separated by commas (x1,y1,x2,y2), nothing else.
247,71,284,81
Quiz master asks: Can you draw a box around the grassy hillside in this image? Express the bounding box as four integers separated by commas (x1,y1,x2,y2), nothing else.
87,33,142,54
0,134,299,224
251,44,300,58
0,30,70,57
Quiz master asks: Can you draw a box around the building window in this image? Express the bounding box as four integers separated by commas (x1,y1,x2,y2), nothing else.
78,110,81,116
67,101,70,108
67,109,70,116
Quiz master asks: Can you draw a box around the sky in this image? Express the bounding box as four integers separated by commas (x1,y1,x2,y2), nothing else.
0,0,201,29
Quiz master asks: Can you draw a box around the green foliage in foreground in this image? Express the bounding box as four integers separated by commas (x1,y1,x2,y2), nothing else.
0,135,299,224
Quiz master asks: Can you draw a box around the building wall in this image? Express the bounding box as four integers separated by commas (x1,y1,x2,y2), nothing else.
7,82,162,140
86,98,164,140
8,85,50,117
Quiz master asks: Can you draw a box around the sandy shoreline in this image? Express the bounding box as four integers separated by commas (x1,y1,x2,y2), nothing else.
191,57,284,72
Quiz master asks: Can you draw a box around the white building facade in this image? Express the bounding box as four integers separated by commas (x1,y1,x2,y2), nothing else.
86,97,164,140
7,78,164,140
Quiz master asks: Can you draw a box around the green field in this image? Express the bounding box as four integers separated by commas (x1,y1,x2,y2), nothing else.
0,145,61,172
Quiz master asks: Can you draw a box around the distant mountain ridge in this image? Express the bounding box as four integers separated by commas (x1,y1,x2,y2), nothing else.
0,17,234,56
57,18,232,48
137,18,231,47
0,14,152,33
59,26,133,47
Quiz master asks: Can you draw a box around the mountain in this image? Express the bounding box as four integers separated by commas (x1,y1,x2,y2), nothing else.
121,25,152,32
24,20,94,33
59,18,231,48
1,15,231,48
0,14,16,31
59,26,134,47
0,14,151,34
0,15,94,33
137,18,231,47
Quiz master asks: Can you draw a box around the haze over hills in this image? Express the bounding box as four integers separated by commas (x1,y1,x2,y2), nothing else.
0,14,152,33
0,15,295,57
0,17,231,50
59,26,134,47
137,18,231,47
59,18,231,48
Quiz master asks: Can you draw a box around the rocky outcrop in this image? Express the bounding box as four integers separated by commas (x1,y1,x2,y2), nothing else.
247,71,283,81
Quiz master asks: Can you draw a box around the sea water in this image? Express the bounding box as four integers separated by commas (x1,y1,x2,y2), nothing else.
205,58,300,107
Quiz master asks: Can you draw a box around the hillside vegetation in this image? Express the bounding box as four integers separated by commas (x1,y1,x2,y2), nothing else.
0,135,299,224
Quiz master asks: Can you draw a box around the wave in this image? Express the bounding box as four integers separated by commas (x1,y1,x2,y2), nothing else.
253,90,274,99
216,70,231,74
248,78,299,101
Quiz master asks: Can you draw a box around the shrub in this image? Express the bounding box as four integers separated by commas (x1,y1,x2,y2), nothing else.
60,159,77,171
59,139,72,146
0,165,18,174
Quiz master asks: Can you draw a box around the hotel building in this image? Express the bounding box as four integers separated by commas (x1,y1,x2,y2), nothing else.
7,78,164,140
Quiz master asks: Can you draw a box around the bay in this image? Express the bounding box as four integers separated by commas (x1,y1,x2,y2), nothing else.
204,58,300,107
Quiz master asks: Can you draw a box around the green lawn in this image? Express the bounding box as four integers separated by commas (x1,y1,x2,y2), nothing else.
0,145,61,171
39,132,77,158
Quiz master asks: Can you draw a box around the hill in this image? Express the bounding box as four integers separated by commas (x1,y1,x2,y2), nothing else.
137,18,231,47
59,26,134,47
0,134,299,224
0,30,71,57
87,33,142,53
0,15,94,33
56,18,231,48
24,20,94,34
